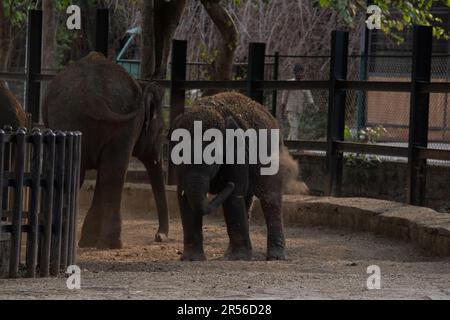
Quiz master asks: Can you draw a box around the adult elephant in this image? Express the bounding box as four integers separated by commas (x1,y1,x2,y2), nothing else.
43,52,169,249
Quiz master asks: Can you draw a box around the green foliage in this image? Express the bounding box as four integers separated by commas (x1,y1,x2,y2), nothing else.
344,125,387,195
316,0,450,41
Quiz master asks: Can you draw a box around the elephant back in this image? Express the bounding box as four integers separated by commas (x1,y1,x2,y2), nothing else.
0,83,27,129
43,52,142,125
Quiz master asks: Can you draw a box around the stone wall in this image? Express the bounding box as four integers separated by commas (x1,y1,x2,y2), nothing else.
298,154,450,212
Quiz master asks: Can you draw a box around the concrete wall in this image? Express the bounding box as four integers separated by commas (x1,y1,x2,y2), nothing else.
298,154,450,212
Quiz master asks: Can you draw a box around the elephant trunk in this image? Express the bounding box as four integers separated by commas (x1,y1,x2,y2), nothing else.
184,179,235,216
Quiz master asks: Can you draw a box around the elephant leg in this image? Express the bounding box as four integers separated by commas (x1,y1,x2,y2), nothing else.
223,195,252,261
144,156,169,242
260,193,286,261
178,189,205,261
81,146,129,249
78,169,103,248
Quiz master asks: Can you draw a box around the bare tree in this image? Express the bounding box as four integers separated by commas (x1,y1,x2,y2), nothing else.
175,0,364,80
200,0,239,81
42,0,57,70
140,0,187,80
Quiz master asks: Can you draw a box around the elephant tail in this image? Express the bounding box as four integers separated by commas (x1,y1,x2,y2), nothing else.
84,97,141,123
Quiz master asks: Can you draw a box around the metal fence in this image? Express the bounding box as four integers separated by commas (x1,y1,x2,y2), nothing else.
0,127,82,278
166,27,450,207
1,10,449,209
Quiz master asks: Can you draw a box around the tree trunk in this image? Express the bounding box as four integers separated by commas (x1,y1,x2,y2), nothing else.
41,0,57,122
140,0,187,80
200,0,239,82
140,0,154,80
80,0,96,54
42,0,57,71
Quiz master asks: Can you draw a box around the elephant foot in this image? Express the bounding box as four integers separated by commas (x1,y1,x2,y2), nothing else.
225,246,252,261
154,231,168,242
181,249,206,261
266,246,287,261
95,238,123,250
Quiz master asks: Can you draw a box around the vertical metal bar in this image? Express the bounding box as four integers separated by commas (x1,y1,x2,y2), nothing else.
25,129,42,278
168,40,187,185
407,26,432,206
327,30,349,197
271,52,280,117
357,25,370,131
50,132,65,275
247,42,266,104
69,132,82,265
9,129,26,278
39,130,55,277
95,9,109,57
60,133,73,269
25,10,43,124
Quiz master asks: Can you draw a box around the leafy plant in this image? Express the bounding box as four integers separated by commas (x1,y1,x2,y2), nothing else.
316,0,450,42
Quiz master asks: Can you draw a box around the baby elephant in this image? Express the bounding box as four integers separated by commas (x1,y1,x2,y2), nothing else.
171,92,289,261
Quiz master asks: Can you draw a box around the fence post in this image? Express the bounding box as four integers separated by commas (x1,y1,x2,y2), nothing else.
95,9,109,57
61,133,74,269
50,132,66,275
407,26,432,206
9,129,26,278
327,30,348,196
271,52,280,117
247,43,266,104
167,40,187,185
40,130,56,277
25,10,42,124
25,129,43,278
69,132,82,265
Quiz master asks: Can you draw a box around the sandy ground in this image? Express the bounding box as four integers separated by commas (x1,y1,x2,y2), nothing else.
0,215,449,300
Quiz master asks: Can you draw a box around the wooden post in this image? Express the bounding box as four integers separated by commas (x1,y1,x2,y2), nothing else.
61,133,74,269
50,132,66,276
40,130,55,277
25,129,43,278
9,129,26,278
25,10,42,124
95,9,109,57
247,43,266,104
327,30,348,196
407,26,432,206
167,40,187,185
69,132,82,265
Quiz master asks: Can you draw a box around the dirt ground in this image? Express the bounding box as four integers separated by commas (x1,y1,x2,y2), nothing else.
0,215,449,300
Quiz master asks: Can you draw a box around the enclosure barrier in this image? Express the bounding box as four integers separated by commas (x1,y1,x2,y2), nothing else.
165,26,450,207
0,127,82,278
1,10,450,207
